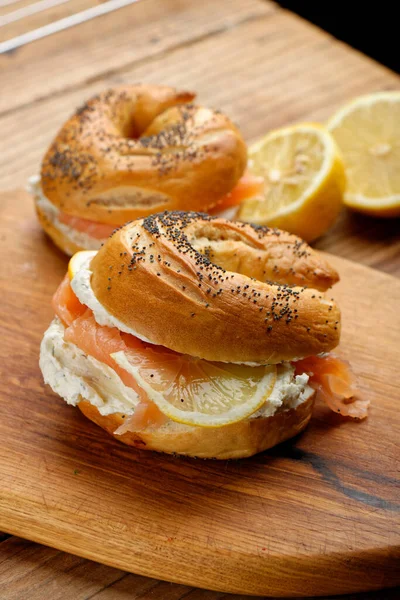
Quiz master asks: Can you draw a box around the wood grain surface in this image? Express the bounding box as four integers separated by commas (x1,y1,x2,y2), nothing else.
0,188,399,598
0,0,274,114
1,539,400,600
0,0,399,598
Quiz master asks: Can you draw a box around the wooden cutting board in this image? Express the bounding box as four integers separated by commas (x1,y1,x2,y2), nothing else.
0,189,399,598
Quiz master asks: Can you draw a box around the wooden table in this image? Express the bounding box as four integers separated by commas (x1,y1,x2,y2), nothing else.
0,1,399,598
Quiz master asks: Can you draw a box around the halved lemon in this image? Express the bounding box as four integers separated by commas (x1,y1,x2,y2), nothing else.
68,250,96,280
113,350,277,428
328,91,400,217
237,123,346,241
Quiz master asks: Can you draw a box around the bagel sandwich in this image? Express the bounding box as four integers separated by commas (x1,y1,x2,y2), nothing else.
29,84,257,256
40,212,368,459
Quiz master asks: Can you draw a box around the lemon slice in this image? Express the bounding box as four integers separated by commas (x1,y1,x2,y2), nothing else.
112,350,277,428
237,123,346,241
68,250,96,280
328,92,400,217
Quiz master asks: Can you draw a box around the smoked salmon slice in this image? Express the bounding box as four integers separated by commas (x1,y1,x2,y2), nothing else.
52,274,87,327
208,171,264,214
113,399,168,435
58,213,117,240
53,278,167,429
294,355,369,419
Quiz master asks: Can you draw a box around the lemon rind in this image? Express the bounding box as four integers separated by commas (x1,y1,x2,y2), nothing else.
327,91,400,130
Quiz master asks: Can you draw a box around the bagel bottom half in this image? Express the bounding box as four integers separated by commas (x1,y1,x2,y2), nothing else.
78,390,315,460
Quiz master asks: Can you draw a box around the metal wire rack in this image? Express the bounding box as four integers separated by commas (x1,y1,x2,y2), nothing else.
0,0,142,53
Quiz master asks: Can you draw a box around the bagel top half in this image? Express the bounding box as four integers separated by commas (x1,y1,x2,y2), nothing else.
82,211,341,364
40,84,247,225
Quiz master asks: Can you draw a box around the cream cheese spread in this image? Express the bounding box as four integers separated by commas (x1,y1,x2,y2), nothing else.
70,252,154,343
40,318,310,423
28,175,106,252
40,318,139,415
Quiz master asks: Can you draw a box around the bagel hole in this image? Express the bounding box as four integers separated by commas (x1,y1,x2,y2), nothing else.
120,117,142,140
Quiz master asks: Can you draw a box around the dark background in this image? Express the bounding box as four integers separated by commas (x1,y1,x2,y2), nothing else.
277,1,399,74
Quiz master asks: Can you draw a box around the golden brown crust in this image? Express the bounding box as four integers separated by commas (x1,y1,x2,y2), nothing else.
78,391,315,459
40,85,247,225
36,202,83,256
90,212,341,364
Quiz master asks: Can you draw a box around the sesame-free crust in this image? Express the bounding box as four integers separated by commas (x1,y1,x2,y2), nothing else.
78,390,315,459
90,212,341,364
